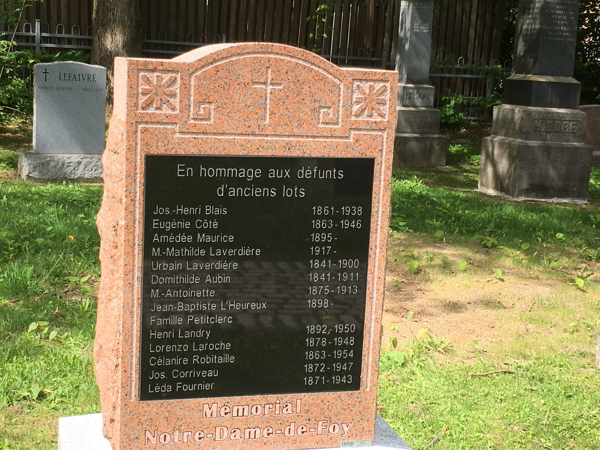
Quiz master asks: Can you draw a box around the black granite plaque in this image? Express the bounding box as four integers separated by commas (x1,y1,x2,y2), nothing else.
140,155,374,401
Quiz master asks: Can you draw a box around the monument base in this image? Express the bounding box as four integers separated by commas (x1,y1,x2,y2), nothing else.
57,413,413,450
394,81,447,168
18,152,103,182
396,108,440,134
504,75,581,110
479,135,592,202
393,134,448,168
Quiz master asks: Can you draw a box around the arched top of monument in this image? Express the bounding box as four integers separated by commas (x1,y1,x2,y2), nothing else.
171,43,235,62
171,42,348,79
114,41,397,137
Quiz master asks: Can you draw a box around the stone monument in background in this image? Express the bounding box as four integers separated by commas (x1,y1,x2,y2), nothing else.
18,61,106,182
394,0,447,168
479,0,592,201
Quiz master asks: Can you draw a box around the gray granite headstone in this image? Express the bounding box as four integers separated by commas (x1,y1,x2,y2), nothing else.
394,0,447,168
396,1,433,84
33,61,106,154
396,1,433,86
19,61,106,182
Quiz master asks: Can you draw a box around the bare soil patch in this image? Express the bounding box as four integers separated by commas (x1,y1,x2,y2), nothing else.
381,234,582,350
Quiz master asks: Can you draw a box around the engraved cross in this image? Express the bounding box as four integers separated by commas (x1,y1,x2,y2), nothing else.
252,67,282,124
43,68,49,82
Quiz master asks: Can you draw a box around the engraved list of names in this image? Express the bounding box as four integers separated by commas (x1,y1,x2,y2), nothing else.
140,155,374,401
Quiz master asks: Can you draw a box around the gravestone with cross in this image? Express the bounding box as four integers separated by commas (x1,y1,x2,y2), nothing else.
61,43,415,450
18,61,107,181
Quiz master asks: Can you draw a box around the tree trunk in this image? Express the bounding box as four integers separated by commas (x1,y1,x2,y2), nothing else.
91,0,142,104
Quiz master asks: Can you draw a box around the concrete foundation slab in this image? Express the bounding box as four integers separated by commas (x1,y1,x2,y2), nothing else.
393,134,447,168
396,108,440,134
479,136,592,202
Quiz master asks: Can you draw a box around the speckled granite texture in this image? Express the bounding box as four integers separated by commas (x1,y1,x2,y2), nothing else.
95,43,397,450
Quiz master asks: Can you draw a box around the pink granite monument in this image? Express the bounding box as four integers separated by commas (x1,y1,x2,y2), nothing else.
95,43,397,450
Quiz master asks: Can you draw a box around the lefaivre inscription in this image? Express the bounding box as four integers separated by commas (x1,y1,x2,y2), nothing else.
141,155,374,401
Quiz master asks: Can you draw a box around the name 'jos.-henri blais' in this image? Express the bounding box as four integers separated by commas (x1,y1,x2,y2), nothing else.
144,399,352,446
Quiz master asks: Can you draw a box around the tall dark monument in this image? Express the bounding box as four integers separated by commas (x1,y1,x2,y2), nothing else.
479,0,592,202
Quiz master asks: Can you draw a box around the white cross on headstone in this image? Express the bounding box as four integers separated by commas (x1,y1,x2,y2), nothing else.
252,67,282,124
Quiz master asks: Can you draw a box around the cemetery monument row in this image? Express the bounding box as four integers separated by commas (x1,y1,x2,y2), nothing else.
479,0,592,201
19,61,106,181
95,43,398,449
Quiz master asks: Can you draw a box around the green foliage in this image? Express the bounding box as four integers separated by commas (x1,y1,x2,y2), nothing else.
439,91,503,127
0,150,19,170
0,177,101,449
383,330,453,369
0,39,90,124
577,0,600,63
439,93,469,128
471,92,503,112
446,139,481,165
589,167,600,205
0,0,33,28
306,0,342,53
0,41,33,122
0,182,101,298
573,265,594,291
574,60,600,105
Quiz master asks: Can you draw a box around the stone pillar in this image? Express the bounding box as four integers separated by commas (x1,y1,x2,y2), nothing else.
394,0,447,168
479,0,592,202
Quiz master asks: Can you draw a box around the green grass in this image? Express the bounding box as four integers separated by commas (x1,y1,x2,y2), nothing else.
379,347,600,450
381,124,600,450
0,122,599,449
390,126,600,267
390,174,600,248
0,180,102,449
